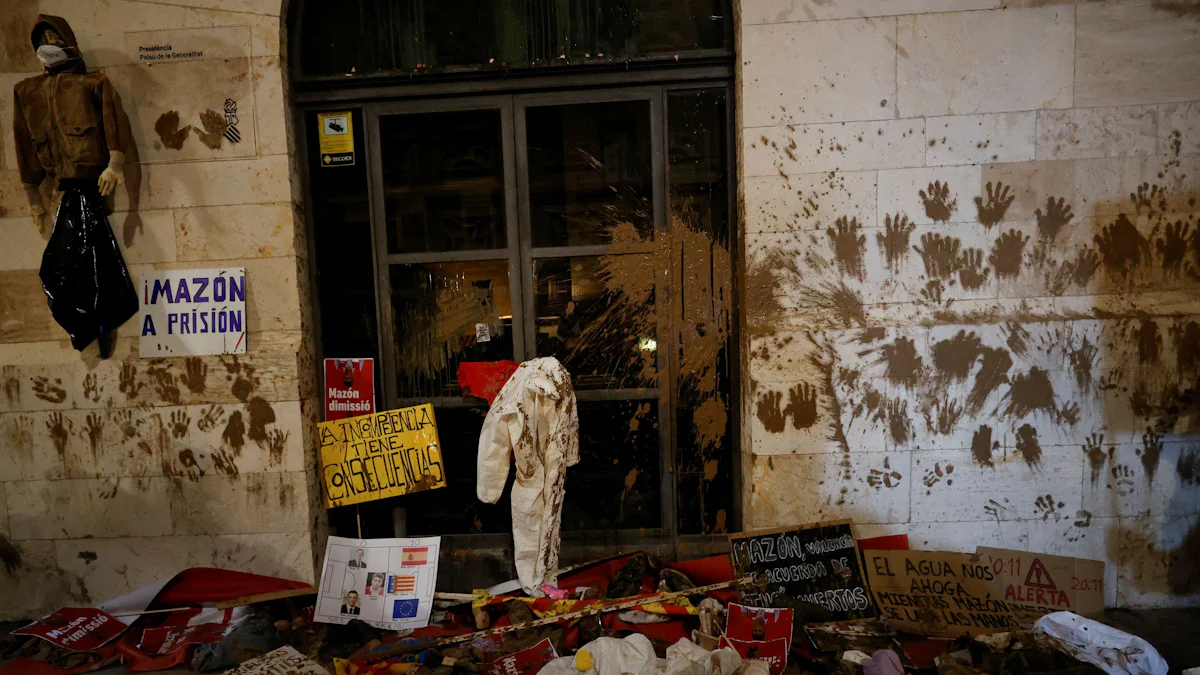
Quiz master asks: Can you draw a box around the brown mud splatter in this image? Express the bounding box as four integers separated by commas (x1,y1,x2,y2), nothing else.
83,413,103,458
246,397,276,445
222,410,246,455
118,364,143,399
1137,319,1162,364
1174,321,1200,373
3,371,18,406
265,429,289,466
1095,213,1149,277
967,347,1012,414
919,181,957,223
212,447,239,477
77,551,97,565
879,337,923,387
1156,220,1193,276
990,229,1029,279
154,111,191,150
957,248,990,290
145,361,181,405
800,279,866,328
181,357,207,394
756,391,786,433
1067,336,1099,390
693,398,728,449
1083,433,1108,484
807,335,851,462
196,109,227,149
826,217,866,281
913,233,962,280
1015,423,1042,467
971,425,997,468
744,251,791,339
922,396,963,435
877,213,915,270
1178,448,1200,485
1003,322,1031,358
931,330,982,381
1141,429,1163,483
31,376,66,403
1035,196,1073,242
1005,367,1057,419
975,181,1014,228
785,383,819,429
885,399,911,446
45,413,72,463
178,449,204,481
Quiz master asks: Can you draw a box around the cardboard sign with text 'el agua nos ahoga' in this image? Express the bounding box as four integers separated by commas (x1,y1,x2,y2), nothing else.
318,403,445,508
864,548,1104,638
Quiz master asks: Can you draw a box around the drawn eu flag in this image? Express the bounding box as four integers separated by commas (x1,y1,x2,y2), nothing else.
393,599,419,619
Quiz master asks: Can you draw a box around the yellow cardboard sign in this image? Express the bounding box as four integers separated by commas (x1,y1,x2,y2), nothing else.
318,403,445,508
317,111,354,167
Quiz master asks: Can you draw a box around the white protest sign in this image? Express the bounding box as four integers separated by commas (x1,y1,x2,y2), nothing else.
139,267,247,357
224,646,330,674
315,536,440,631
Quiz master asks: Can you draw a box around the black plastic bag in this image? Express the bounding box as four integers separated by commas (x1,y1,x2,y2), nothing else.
39,180,138,358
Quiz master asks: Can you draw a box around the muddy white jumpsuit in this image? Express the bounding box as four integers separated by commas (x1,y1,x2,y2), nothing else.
477,357,579,595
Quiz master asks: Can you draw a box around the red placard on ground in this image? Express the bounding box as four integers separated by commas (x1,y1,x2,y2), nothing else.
485,637,558,675
14,607,126,651
324,358,375,421
727,603,794,650
720,636,789,675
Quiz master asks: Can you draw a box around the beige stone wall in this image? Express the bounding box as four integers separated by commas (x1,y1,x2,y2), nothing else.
741,0,1200,607
0,0,323,619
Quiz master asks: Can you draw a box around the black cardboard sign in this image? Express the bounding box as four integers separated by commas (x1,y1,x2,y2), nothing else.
729,519,875,621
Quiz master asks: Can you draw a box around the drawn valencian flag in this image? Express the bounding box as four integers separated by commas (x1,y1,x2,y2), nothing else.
401,548,429,566
389,575,416,594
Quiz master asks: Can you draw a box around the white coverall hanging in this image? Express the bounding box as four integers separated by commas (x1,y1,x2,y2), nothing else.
477,356,580,595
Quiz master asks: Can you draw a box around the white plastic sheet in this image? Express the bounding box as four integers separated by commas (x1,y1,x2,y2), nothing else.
1034,611,1168,675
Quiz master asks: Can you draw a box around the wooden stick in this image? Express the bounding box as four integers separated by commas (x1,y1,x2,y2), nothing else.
350,576,752,662
433,592,476,602
110,607,197,618
215,586,319,609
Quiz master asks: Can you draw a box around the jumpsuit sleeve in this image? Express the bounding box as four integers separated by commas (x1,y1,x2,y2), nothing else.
12,88,45,188
97,74,132,155
476,403,513,504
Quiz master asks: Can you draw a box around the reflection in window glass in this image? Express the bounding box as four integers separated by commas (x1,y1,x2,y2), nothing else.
563,400,661,530
668,88,733,534
534,255,656,390
297,0,730,78
404,406,514,535
526,101,653,248
381,110,507,253
390,261,513,398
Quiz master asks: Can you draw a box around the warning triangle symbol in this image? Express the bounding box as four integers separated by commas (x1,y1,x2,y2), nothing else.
1024,558,1057,589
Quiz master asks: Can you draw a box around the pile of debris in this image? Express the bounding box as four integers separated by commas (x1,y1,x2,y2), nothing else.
0,549,1173,675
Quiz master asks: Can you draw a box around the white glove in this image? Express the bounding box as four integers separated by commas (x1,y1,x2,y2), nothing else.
98,150,125,197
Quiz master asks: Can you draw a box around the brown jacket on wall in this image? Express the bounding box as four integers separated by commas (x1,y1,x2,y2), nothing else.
12,14,131,188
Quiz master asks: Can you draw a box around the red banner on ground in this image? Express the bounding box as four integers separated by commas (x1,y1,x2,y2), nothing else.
14,607,126,651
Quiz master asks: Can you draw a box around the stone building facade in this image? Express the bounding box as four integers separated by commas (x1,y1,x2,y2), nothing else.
0,0,1198,619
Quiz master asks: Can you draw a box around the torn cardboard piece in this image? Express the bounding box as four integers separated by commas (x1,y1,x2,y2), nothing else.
224,645,330,674
864,550,1045,638
974,547,1104,619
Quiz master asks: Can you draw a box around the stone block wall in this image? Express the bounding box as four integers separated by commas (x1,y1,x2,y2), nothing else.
0,0,323,619
740,0,1200,607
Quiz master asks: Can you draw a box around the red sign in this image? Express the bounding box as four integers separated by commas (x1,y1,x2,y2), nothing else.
727,603,794,650
138,622,230,655
324,358,375,421
485,638,558,675
14,607,126,651
720,636,789,675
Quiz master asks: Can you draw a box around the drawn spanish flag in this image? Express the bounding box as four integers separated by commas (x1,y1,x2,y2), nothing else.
401,547,429,566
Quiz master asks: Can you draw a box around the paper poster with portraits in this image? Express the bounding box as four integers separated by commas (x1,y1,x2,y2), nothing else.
314,536,441,630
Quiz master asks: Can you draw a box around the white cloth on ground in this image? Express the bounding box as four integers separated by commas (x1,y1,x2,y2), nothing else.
477,357,579,595
1034,611,1168,675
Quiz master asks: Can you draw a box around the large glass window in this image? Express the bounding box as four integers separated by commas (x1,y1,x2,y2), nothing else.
295,0,730,79
306,85,734,560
